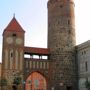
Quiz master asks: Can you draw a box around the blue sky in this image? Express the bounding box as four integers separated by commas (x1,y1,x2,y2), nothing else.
0,0,48,47
0,0,48,62
0,0,90,62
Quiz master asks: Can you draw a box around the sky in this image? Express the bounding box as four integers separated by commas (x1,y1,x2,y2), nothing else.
0,0,90,62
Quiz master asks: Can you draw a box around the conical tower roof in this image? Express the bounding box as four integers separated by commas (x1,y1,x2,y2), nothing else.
3,17,25,33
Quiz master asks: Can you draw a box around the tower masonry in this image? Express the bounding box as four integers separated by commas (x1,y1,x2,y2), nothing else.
2,17,25,85
48,0,77,90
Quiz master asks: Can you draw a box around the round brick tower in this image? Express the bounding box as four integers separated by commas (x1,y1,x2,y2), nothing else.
48,0,77,90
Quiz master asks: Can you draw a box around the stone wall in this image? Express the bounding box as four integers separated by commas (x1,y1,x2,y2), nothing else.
48,0,78,90
77,40,90,90
0,63,2,90
0,63,1,79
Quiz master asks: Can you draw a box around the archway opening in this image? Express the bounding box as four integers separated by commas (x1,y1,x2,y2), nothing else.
25,72,47,90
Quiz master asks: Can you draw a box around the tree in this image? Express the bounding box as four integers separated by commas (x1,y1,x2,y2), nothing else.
13,77,22,90
0,78,7,90
13,77,21,85
85,80,90,90
0,78,7,86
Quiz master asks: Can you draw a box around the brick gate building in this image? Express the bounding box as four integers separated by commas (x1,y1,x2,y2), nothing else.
1,0,78,90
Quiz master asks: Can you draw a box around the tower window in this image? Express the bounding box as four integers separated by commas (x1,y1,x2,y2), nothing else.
10,50,13,58
12,33,17,37
66,86,72,90
85,62,88,71
11,52,13,57
60,5,63,8
84,51,86,54
82,52,83,55
68,30,71,34
68,20,70,25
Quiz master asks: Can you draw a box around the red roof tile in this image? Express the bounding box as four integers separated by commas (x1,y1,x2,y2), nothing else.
3,17,25,33
24,47,50,55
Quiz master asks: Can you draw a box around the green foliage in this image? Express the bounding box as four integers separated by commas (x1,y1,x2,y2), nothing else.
28,80,32,84
0,78,7,86
85,80,90,90
13,77,21,85
0,79,1,86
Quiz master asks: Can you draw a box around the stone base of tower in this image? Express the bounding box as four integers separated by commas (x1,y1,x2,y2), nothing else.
1,85,23,90
49,83,78,90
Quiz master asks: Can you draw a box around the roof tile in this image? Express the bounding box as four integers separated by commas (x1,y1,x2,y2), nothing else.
3,17,25,33
24,47,50,55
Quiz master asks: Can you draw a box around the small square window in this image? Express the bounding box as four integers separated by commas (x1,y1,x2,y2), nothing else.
12,33,17,37
60,5,63,8
82,52,83,55
85,62,88,71
68,20,70,25
84,51,86,54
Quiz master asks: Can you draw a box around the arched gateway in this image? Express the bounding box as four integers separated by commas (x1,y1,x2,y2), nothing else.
25,72,47,90
24,47,50,90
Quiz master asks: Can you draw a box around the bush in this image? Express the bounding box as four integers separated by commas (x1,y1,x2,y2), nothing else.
85,80,90,90
13,77,21,85
0,78,7,86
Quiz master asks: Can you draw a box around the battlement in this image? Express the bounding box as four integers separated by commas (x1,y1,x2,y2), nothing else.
48,0,74,8
48,0,74,2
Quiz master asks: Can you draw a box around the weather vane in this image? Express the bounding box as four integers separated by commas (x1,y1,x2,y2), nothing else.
13,13,15,18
